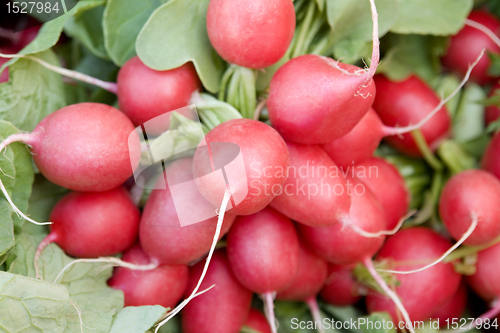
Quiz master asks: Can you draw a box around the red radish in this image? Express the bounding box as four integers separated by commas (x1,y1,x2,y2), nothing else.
354,157,410,230
227,207,299,332
192,119,289,216
442,10,500,85
322,109,384,168
372,75,451,157
439,169,500,246
431,282,467,327
107,244,188,308
467,242,500,301
269,141,350,227
244,309,272,333
117,56,201,135
320,264,362,306
139,158,236,265
482,132,500,181
297,177,386,265
266,0,379,144
181,250,252,333
206,0,295,69
485,81,500,125
366,228,462,324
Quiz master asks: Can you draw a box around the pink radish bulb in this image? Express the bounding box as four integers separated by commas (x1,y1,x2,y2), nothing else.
276,240,328,302
108,244,188,308
244,309,272,333
467,242,500,301
206,0,295,69
227,207,299,294
267,55,376,144
269,141,351,227
182,250,253,333
139,158,236,265
485,81,500,125
439,169,500,246
431,282,467,327
36,186,140,259
297,177,387,265
372,75,451,157
442,10,500,85
366,227,462,323
192,119,289,215
320,264,362,306
117,56,201,135
482,131,500,181
323,108,385,168
355,157,410,230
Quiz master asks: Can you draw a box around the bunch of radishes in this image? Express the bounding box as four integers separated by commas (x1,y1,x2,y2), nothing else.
4,0,500,332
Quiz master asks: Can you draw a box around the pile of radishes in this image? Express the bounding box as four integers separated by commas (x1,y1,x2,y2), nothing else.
4,0,500,332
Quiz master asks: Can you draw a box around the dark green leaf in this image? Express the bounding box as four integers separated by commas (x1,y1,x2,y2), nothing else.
136,0,224,93
110,306,168,333
488,52,500,77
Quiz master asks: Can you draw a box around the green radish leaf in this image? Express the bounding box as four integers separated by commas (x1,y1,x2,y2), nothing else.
390,0,473,35
136,0,224,93
0,50,66,132
7,231,47,278
0,271,70,332
0,201,14,265
109,306,168,333
26,175,69,224
103,0,170,66
453,82,486,143
64,5,109,60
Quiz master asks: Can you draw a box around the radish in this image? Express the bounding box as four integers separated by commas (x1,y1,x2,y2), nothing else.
107,244,188,308
139,158,236,265
227,207,300,333
206,0,295,69
366,227,462,325
181,250,253,333
431,282,467,327
439,169,500,246
244,309,272,333
485,81,500,126
0,102,140,225
442,10,500,85
117,56,201,135
269,141,350,227
482,131,500,181
192,118,289,216
266,0,379,144
320,264,363,306
354,157,410,230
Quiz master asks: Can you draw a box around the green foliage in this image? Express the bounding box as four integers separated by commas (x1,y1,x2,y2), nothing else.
109,306,168,333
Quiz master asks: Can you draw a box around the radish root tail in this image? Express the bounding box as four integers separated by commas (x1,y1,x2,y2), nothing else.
465,19,500,49
262,291,279,333
306,297,325,333
343,210,416,238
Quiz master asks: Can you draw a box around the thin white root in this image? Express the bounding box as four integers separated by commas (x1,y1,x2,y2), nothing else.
153,190,232,333
363,258,416,333
69,299,85,333
344,210,416,238
53,257,158,284
365,0,380,81
306,297,325,333
0,53,118,94
383,49,485,136
443,299,500,333
262,292,278,333
465,19,500,49
377,213,478,275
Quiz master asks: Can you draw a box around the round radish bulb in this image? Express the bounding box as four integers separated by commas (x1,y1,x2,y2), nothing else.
244,309,272,333
431,282,467,327
182,250,252,333
297,177,387,265
269,141,350,227
320,264,362,306
355,157,410,230
117,56,201,135
108,244,188,308
227,207,299,294
482,131,500,181
442,10,500,85
192,119,289,215
372,75,451,157
268,55,376,144
323,108,384,168
39,187,139,258
439,169,500,246
366,227,462,323
206,0,295,69
485,81,500,125
276,240,328,302
139,158,236,265
467,242,500,302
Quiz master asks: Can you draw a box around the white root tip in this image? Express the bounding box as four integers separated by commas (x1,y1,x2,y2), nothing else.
343,210,416,238
262,292,278,333
306,297,325,333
